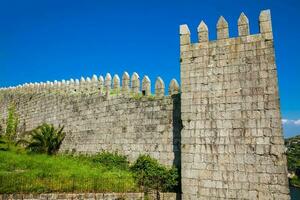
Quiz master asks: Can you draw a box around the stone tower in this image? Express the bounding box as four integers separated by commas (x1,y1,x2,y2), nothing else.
180,10,290,199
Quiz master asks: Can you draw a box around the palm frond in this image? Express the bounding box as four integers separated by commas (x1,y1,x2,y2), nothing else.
22,123,66,155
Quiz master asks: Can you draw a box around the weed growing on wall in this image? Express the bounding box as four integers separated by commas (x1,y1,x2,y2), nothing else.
5,103,19,142
0,113,3,135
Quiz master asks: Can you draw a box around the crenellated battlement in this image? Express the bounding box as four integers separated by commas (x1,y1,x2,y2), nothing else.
0,72,180,98
180,10,273,50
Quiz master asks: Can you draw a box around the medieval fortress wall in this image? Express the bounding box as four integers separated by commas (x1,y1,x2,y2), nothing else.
0,73,182,166
180,10,289,199
0,9,290,200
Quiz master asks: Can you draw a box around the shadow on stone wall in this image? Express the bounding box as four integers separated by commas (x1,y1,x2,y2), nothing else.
171,93,182,199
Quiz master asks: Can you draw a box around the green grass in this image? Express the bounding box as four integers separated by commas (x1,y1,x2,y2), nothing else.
0,148,138,193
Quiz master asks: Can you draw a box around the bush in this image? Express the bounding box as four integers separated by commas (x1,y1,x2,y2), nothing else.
91,151,129,170
0,134,9,151
0,103,19,151
18,123,66,155
5,103,19,142
130,155,179,193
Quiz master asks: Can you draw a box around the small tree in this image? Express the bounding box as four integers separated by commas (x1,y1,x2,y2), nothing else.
130,155,178,197
18,123,66,155
5,103,19,142
0,103,19,150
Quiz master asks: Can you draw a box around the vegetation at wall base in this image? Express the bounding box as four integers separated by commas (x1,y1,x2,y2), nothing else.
91,151,129,170
0,109,180,194
0,134,178,193
17,123,66,155
0,103,19,150
285,135,300,187
290,176,300,188
0,148,138,193
130,155,179,193
5,103,18,142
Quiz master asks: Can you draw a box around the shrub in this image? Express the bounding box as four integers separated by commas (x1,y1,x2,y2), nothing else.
0,134,9,151
5,103,19,142
130,155,179,193
18,123,66,155
91,151,129,170
0,104,19,151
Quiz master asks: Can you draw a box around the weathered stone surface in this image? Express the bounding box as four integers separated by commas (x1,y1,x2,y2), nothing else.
155,77,165,97
112,74,120,90
197,20,209,42
168,79,179,95
0,193,177,200
259,10,273,40
217,16,229,39
180,24,191,46
238,12,250,36
142,76,151,96
105,73,112,96
131,72,140,94
121,72,130,93
0,84,181,167
180,9,289,200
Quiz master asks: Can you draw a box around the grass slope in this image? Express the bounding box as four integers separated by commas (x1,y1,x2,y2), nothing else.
0,148,138,193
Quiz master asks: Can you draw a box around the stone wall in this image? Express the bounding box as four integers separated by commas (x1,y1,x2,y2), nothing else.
0,193,177,200
0,9,290,200
180,10,290,199
0,73,182,166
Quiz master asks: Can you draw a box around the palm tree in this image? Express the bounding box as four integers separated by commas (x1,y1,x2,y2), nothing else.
18,123,66,155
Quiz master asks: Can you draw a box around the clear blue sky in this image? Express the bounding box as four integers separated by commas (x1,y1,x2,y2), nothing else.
0,0,299,137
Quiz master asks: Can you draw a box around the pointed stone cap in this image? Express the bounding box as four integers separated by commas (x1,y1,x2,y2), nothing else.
155,77,165,97
259,9,273,40
105,73,112,86
180,24,190,35
217,16,228,28
217,16,229,39
92,75,98,82
238,12,250,36
168,79,180,95
131,72,140,94
113,74,120,89
105,73,112,96
197,21,208,32
122,71,130,92
259,9,271,22
122,71,130,80
86,77,91,82
197,21,209,42
180,24,191,45
142,76,151,96
98,76,104,91
238,12,249,25
99,75,104,83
